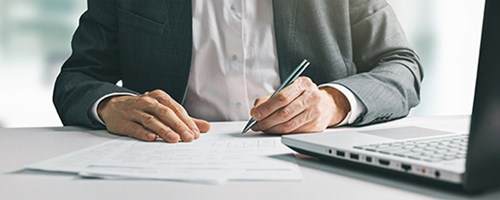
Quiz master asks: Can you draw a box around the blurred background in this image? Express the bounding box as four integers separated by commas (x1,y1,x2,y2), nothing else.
0,0,486,128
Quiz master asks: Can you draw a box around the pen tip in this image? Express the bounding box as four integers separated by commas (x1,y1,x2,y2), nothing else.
241,126,250,134
242,119,256,134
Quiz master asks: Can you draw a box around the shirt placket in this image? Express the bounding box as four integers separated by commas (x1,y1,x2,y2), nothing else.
225,0,250,120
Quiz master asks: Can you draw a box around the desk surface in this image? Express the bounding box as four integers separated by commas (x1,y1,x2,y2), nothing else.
1,115,499,200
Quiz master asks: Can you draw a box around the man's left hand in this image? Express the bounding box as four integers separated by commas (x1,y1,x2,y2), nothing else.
250,77,351,134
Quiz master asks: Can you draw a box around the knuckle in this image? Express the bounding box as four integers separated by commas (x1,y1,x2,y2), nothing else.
156,106,172,117
275,93,290,104
298,76,309,83
164,97,180,108
142,115,156,126
254,97,265,106
259,107,271,117
250,108,259,117
303,77,313,84
137,96,155,105
297,76,307,82
310,91,321,102
154,90,172,100
252,105,267,115
154,127,167,136
170,105,184,114
171,121,185,131
150,89,164,96
302,77,316,88
279,107,292,118
151,89,161,94
297,98,307,108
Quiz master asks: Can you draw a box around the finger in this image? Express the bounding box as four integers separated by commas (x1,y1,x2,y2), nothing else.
160,110,195,142
253,95,270,107
251,77,312,121
135,112,184,143
136,96,195,142
292,120,326,133
253,89,321,131
193,118,211,133
146,90,200,135
119,121,158,142
261,108,315,134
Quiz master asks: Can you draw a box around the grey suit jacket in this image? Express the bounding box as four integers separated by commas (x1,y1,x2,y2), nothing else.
54,0,423,129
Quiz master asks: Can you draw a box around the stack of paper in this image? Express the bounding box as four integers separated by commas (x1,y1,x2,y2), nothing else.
25,133,302,184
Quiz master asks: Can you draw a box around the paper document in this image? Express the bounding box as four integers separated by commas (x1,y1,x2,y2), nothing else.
26,132,302,184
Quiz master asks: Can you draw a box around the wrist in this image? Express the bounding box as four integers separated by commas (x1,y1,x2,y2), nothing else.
97,97,113,122
320,87,351,127
97,95,127,122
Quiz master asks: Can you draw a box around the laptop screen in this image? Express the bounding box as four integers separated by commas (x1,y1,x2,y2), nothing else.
465,0,500,191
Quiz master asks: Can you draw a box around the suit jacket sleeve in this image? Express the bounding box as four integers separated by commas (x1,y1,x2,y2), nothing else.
333,0,423,125
53,0,138,129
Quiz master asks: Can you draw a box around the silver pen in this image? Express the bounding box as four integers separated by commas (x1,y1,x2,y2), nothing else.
242,59,311,133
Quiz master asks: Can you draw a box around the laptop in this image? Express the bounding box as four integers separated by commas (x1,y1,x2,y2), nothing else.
282,0,500,192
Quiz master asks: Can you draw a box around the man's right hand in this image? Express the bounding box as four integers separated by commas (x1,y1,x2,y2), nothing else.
97,89,211,143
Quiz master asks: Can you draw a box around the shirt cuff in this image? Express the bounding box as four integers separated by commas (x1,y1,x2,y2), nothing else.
319,83,367,126
91,92,137,125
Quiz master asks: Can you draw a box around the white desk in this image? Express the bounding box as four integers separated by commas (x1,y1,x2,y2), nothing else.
1,115,499,200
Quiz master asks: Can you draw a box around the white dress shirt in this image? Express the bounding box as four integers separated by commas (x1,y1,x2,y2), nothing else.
92,0,365,125
184,0,280,121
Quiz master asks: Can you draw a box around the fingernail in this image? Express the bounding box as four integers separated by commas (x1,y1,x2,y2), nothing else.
166,133,180,143
147,133,157,141
182,131,193,140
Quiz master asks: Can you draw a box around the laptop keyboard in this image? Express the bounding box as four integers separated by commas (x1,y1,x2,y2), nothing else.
354,134,468,163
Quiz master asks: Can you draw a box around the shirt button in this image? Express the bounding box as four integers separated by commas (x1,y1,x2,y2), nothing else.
230,4,237,11
232,55,238,61
236,102,242,108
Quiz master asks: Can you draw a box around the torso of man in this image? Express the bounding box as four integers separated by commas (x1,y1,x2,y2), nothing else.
183,0,281,121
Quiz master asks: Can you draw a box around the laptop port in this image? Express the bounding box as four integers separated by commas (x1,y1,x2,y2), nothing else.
336,151,345,157
328,149,333,154
378,159,390,166
435,171,441,178
365,156,372,163
350,153,359,160
401,163,412,172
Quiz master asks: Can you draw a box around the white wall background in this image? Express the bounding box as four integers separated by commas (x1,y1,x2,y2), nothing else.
388,0,485,116
0,0,486,128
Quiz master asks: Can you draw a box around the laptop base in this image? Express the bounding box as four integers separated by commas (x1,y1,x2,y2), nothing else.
288,146,485,194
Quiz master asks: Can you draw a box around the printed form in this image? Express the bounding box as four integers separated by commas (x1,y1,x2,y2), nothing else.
26,130,302,184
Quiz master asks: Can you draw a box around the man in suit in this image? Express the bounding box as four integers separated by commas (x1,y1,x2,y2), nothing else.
54,0,422,143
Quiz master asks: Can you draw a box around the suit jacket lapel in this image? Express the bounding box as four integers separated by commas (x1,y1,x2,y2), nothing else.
160,0,193,103
273,0,298,84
